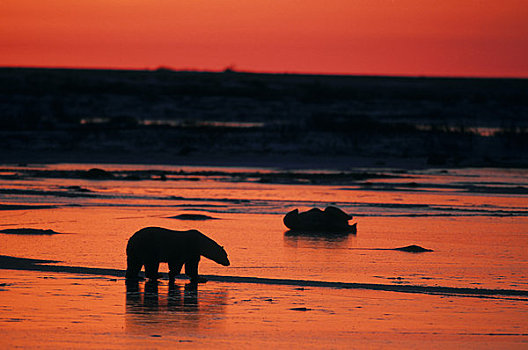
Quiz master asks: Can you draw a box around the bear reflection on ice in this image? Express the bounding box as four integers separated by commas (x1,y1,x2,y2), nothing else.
125,227,230,284
283,206,357,234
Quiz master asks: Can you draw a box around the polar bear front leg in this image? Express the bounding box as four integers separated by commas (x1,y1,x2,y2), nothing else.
185,257,207,284
125,255,143,280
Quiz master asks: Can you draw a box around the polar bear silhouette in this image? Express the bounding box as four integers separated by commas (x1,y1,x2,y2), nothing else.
283,206,356,233
125,227,230,284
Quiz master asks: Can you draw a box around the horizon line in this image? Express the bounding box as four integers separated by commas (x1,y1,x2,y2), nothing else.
1,64,527,81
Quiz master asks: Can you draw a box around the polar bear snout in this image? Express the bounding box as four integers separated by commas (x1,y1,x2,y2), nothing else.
219,255,230,266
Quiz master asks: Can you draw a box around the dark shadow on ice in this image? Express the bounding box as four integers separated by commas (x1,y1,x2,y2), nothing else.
0,204,57,211
0,228,67,235
1,255,527,299
0,255,124,277
167,214,218,221
393,245,433,253
82,168,115,180
344,245,434,253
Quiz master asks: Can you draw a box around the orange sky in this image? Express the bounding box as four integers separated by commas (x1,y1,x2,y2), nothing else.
2,0,527,77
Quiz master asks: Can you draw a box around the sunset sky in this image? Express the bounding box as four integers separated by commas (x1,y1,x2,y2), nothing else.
2,0,527,77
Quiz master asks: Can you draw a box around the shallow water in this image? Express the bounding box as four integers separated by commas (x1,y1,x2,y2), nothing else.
1,164,527,290
1,163,527,348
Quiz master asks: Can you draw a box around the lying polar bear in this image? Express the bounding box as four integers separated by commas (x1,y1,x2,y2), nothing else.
283,206,356,233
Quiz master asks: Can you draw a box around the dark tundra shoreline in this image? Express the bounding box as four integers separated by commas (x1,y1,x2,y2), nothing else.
2,67,527,169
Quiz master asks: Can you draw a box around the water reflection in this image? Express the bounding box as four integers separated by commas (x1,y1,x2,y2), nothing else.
283,230,352,249
125,280,227,333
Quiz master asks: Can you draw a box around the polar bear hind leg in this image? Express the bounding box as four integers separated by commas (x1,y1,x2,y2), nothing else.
168,260,184,283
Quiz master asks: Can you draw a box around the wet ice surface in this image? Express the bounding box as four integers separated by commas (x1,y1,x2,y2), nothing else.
0,164,527,348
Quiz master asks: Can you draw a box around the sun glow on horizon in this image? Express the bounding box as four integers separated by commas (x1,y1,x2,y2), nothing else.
2,0,528,77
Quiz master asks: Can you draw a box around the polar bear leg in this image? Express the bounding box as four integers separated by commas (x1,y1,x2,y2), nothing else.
125,255,143,279
185,257,207,283
144,259,160,280
168,260,183,283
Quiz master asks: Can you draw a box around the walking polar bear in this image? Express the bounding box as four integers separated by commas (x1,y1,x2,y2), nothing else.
125,227,230,284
